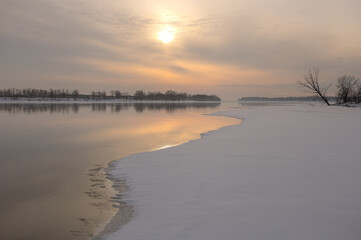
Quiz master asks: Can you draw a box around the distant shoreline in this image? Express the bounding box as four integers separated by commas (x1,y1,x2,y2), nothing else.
238,96,337,102
0,99,222,104
0,89,221,102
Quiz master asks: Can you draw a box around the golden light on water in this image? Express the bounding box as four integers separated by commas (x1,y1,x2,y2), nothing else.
154,144,180,151
158,26,175,44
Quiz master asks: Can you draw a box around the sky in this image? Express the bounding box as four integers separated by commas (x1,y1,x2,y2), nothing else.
1,0,361,100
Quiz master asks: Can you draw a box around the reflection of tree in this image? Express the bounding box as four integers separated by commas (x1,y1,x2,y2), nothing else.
134,103,146,113
72,104,79,113
131,102,221,113
0,104,77,114
0,102,221,115
110,104,131,112
91,104,107,112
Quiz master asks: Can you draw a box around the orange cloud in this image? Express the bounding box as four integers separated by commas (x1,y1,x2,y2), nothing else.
74,57,271,88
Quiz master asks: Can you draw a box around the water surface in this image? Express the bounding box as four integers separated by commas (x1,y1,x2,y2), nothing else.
0,102,239,240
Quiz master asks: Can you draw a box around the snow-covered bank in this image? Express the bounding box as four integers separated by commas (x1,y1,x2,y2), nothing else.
105,105,361,240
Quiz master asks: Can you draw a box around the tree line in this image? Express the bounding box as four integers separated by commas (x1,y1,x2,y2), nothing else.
299,68,361,105
0,88,80,100
132,90,220,101
239,96,325,102
0,88,221,101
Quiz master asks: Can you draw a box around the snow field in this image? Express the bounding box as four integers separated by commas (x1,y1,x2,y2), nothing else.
105,105,361,240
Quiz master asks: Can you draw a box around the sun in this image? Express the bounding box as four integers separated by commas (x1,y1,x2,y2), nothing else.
158,26,175,44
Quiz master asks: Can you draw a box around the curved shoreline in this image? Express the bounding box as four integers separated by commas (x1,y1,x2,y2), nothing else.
92,162,133,240
94,105,361,240
92,113,242,239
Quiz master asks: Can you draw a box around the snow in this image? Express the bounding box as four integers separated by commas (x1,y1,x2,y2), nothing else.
104,105,361,240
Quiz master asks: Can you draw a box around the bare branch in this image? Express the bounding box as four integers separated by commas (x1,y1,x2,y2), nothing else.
298,68,330,105
336,75,359,104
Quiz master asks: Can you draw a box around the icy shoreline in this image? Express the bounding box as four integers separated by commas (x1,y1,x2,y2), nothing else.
102,105,361,240
92,116,242,239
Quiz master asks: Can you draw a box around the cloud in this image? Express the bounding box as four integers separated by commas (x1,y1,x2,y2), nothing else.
218,83,296,89
1,0,361,98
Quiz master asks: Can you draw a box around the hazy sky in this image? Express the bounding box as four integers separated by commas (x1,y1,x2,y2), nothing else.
1,0,361,99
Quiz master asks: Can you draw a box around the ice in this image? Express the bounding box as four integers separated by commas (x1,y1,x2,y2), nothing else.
104,105,361,240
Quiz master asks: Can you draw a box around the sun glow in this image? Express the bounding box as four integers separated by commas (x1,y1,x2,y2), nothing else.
158,26,175,44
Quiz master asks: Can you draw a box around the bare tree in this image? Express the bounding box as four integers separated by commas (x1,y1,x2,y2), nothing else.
351,83,361,104
336,75,358,104
114,90,122,99
134,90,145,100
299,68,330,105
72,89,79,100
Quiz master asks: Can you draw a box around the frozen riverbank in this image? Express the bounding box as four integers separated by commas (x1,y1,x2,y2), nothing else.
104,105,361,240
